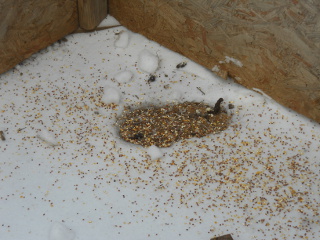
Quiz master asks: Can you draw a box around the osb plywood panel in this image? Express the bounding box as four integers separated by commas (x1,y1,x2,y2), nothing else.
78,0,108,30
109,0,320,123
0,0,78,74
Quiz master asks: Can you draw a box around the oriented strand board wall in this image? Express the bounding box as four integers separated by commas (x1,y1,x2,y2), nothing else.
109,0,320,123
0,0,78,74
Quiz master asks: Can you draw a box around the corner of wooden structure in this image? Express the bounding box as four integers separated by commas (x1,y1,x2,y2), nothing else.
109,0,320,123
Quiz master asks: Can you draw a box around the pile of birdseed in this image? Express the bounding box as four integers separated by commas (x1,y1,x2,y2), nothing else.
118,99,231,147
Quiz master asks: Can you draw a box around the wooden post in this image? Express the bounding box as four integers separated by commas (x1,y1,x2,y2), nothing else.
78,0,108,30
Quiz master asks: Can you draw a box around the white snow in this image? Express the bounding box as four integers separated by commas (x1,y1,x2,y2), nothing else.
98,15,120,27
147,145,163,160
114,31,130,48
225,56,243,67
37,127,59,146
0,14,320,240
49,222,75,240
211,65,220,72
114,70,133,83
169,90,182,102
138,49,159,73
101,86,121,104
14,64,22,71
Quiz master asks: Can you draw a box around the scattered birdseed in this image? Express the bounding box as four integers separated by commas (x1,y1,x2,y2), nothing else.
118,99,231,147
1,18,320,240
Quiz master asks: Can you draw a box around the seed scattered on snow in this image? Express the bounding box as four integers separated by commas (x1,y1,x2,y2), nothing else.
1,17,319,240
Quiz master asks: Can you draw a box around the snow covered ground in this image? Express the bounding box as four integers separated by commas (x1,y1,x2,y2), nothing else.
1,16,320,240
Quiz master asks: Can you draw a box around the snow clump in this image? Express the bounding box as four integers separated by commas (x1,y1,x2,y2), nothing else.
147,145,163,160
225,56,243,67
138,49,159,73
169,90,182,102
114,31,130,48
49,222,75,240
37,127,59,146
101,87,122,105
114,70,133,83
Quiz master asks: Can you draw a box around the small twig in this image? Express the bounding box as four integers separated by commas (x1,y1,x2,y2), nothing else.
213,98,223,114
196,87,205,95
213,98,224,114
17,127,26,133
73,25,121,34
0,131,5,141
207,98,224,115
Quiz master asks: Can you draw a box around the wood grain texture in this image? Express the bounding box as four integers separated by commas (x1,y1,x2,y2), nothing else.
109,0,320,122
0,0,78,74
78,0,108,30
210,234,234,240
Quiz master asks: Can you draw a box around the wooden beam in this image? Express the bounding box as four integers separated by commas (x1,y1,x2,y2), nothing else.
0,0,78,74
109,0,320,123
78,0,108,30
